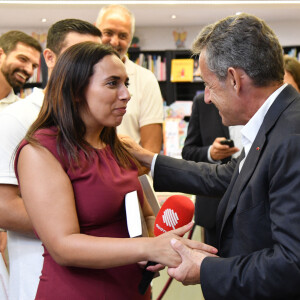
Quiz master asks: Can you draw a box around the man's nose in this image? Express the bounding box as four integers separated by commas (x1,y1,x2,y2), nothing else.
110,34,119,47
23,62,34,77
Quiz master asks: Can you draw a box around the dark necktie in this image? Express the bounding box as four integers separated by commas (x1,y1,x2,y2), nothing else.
238,148,246,173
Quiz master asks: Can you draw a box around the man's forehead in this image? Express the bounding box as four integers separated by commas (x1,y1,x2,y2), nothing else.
61,32,101,52
8,42,40,63
101,13,131,31
103,11,131,23
11,42,38,54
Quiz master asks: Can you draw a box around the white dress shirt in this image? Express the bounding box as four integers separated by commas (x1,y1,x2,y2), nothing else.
239,84,287,171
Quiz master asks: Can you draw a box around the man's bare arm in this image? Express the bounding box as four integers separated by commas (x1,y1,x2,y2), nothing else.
140,123,162,153
0,184,34,234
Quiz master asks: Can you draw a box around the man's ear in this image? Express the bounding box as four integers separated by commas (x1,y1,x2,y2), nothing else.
43,48,57,69
227,67,242,94
0,47,6,63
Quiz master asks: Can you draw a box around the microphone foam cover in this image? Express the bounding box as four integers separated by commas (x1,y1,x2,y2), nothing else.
154,195,194,236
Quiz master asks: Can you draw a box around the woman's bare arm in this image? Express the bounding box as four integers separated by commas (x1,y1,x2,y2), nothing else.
18,144,216,269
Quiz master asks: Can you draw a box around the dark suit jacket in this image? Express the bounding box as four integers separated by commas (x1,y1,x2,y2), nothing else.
182,93,230,242
153,85,300,299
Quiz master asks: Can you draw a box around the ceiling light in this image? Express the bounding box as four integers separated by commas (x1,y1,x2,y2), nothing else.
41,18,47,22
171,14,177,19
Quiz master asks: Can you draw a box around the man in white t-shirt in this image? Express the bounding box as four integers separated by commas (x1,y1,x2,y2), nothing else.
0,30,41,300
96,4,164,153
0,19,102,300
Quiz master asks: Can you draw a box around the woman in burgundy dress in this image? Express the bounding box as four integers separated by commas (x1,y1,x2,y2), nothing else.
14,42,214,300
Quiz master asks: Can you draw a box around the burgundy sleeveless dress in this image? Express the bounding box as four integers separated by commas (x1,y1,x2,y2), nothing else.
15,127,151,300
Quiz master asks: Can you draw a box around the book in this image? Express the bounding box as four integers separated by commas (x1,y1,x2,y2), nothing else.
138,175,161,216
170,58,194,82
125,191,148,238
163,117,188,158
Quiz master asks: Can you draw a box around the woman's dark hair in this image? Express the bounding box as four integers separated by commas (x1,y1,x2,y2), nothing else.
26,41,138,169
284,55,300,91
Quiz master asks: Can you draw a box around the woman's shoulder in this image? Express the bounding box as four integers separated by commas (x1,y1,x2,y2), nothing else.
29,126,65,167
34,126,58,149
34,126,57,139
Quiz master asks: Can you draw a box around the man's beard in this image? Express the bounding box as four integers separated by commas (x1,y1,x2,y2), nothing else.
112,45,125,58
1,64,30,89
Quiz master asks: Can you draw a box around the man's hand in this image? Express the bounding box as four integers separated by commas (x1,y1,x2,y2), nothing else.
210,137,239,161
119,134,155,169
146,223,218,273
167,239,218,285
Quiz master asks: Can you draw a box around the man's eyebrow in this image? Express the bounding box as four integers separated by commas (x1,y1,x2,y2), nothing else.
106,75,121,80
16,54,29,59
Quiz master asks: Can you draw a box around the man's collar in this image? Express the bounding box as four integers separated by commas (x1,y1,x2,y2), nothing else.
0,89,17,104
241,83,288,148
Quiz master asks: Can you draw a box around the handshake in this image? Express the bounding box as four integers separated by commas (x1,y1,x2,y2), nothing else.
137,194,218,294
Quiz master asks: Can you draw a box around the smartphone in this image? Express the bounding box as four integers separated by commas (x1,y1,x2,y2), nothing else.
220,139,235,147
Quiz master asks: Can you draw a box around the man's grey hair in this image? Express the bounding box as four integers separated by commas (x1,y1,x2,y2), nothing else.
95,4,135,37
192,13,284,87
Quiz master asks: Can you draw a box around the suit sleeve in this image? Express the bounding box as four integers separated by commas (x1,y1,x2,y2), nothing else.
201,134,300,300
153,154,235,197
182,94,210,162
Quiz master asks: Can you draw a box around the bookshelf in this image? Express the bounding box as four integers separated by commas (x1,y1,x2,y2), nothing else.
283,45,300,60
128,48,204,105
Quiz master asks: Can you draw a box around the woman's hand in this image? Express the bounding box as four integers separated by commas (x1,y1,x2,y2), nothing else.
147,222,218,270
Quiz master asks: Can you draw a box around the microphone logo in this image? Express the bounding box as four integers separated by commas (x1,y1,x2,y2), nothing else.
162,208,179,230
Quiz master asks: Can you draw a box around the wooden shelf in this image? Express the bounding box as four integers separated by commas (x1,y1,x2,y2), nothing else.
128,49,204,105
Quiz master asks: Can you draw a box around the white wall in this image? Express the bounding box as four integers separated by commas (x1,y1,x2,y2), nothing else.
135,26,200,51
135,20,300,51
2,19,300,50
0,28,45,36
269,20,300,46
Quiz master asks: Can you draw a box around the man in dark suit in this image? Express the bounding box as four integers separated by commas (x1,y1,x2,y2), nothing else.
182,92,240,246
123,13,300,299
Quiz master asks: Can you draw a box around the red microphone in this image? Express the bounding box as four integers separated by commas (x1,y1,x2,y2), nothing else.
138,195,194,294
154,195,195,236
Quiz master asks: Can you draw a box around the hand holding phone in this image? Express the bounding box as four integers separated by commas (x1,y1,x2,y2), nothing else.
220,139,234,147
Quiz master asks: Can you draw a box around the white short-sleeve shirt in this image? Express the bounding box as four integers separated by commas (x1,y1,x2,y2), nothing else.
117,57,164,143
0,89,20,113
0,88,44,300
